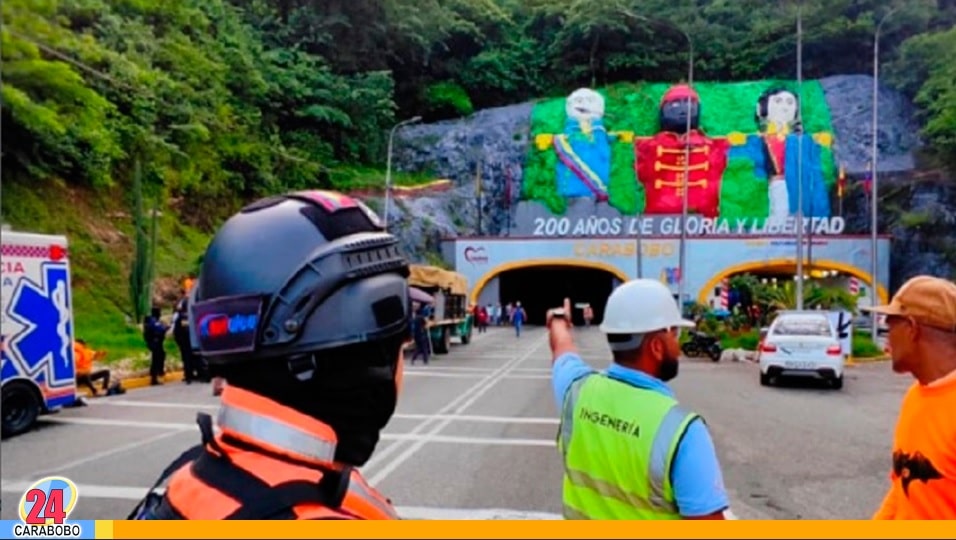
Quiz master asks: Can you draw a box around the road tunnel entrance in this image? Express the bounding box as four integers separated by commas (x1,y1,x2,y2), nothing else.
498,265,615,326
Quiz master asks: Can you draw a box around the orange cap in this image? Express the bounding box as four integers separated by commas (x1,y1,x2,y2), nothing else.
861,275,956,332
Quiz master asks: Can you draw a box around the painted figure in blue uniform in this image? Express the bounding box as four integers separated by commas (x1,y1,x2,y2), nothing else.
535,88,616,202
728,87,833,221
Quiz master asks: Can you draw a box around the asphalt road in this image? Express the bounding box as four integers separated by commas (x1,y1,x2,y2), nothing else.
1,325,909,520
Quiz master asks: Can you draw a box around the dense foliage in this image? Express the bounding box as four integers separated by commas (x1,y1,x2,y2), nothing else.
4,0,955,223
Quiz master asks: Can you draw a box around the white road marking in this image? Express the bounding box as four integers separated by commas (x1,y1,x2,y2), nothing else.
0,481,564,519
402,371,487,379
81,402,559,425
88,399,219,409
406,366,495,372
359,335,549,476
28,429,188,477
394,506,562,520
385,434,554,446
366,335,549,485
395,413,558,425
40,417,196,430
37,416,556,446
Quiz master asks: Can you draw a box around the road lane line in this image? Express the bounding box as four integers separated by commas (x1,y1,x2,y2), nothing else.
37,416,556,446
25,429,189,479
360,333,549,475
82,402,560,424
0,481,563,519
406,366,497,372
366,334,549,485
394,413,558,425
402,371,487,379
383,434,555,446
40,417,196,430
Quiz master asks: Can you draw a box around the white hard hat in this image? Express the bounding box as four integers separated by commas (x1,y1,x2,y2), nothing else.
599,279,695,334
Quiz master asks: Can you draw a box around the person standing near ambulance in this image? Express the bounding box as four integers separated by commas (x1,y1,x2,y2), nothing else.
130,190,410,520
548,278,734,520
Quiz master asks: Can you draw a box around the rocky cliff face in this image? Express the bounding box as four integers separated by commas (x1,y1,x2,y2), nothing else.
370,75,954,283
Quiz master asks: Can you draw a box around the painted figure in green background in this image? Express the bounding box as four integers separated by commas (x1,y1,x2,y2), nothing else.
728,87,834,222
534,88,631,203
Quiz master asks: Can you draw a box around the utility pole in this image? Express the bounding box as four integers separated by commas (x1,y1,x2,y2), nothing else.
383,116,422,230
795,0,805,310
871,6,901,334
618,9,692,296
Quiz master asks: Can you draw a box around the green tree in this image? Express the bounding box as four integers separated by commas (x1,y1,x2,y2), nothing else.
129,161,152,323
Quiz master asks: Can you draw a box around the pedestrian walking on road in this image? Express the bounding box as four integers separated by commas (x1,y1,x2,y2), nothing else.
863,276,956,520
548,278,735,520
130,190,408,521
513,301,525,337
477,304,489,333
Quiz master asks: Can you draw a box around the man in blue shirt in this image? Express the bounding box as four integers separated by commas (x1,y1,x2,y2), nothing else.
548,279,735,519
512,301,526,337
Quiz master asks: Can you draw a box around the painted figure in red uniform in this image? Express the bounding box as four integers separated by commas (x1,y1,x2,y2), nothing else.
634,85,730,217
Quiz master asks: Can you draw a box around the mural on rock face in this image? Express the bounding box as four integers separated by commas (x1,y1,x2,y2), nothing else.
520,80,839,225
633,84,729,218
728,87,834,220
532,88,630,202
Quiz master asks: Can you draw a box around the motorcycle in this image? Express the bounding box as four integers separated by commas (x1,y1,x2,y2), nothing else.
681,331,723,362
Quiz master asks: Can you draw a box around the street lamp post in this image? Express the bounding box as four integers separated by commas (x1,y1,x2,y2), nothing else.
619,10,693,304
383,116,422,230
870,6,901,333
795,1,805,310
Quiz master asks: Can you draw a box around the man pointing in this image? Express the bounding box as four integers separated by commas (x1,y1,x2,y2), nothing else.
548,279,734,520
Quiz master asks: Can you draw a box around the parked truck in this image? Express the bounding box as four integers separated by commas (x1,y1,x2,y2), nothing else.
408,265,473,354
2,230,78,438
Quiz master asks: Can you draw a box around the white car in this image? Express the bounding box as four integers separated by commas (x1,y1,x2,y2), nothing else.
759,310,845,390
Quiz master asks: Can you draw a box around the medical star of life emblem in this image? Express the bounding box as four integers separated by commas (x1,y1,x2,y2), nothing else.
5,262,75,387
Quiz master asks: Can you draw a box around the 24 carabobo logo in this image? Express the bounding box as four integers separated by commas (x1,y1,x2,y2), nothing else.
19,477,79,524
5,263,74,387
13,476,83,538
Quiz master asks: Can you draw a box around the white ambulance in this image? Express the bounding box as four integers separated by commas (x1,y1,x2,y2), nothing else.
1,229,78,438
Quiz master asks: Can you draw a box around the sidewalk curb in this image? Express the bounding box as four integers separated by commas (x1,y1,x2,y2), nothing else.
123,371,185,389
846,355,891,367
77,370,186,398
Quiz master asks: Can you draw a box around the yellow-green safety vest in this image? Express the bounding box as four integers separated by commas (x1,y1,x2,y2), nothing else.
557,372,700,520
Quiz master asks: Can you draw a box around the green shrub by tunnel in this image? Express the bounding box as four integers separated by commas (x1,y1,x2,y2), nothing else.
523,80,837,218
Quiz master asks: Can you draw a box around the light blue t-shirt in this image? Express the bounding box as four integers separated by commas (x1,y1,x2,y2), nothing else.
552,352,730,517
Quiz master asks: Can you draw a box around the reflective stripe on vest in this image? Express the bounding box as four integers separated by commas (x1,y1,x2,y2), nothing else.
218,403,337,463
558,373,699,520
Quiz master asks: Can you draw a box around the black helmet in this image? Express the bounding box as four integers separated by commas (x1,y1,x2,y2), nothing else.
190,190,410,365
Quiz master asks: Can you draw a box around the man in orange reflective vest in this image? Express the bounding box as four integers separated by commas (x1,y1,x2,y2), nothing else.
130,190,412,520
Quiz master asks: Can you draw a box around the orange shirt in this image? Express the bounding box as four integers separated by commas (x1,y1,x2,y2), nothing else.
73,343,94,375
874,371,956,519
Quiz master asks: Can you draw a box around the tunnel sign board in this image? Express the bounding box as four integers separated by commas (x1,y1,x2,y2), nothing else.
573,241,675,259
530,214,846,238
512,199,846,238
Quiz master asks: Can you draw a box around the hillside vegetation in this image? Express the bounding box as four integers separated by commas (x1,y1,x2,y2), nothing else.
3,0,955,363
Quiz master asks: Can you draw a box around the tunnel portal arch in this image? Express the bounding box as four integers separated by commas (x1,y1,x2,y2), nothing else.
697,258,890,306
470,259,629,326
